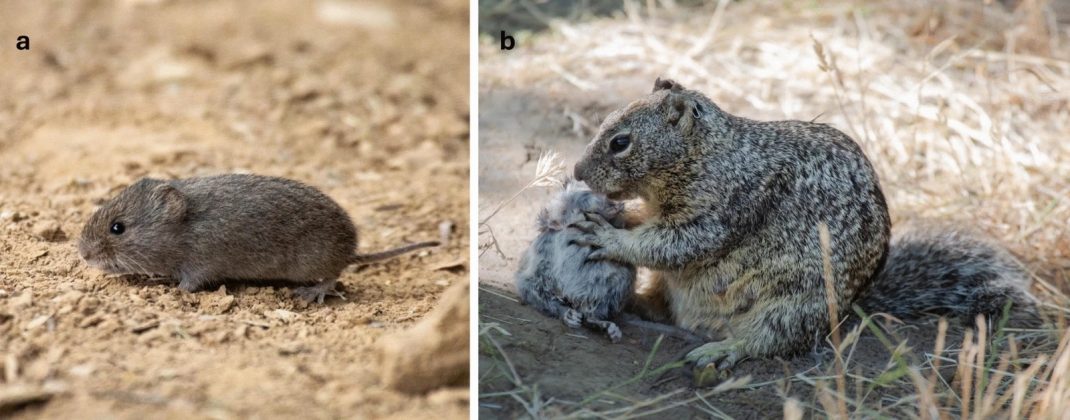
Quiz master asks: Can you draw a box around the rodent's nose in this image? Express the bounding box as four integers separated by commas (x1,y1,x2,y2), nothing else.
573,161,587,182
77,240,92,261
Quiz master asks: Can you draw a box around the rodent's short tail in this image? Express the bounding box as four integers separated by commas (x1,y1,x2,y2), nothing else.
857,223,1042,328
353,241,440,264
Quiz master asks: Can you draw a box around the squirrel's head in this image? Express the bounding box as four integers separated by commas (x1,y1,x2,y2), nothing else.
574,78,722,200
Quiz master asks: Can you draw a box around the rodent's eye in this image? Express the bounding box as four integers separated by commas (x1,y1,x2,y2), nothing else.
609,134,630,154
109,222,125,235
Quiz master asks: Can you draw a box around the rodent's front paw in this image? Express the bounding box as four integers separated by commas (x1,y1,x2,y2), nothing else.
567,212,620,259
586,247,610,261
569,211,614,234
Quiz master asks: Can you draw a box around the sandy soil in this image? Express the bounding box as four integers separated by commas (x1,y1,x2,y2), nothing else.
0,0,469,418
476,1,1068,417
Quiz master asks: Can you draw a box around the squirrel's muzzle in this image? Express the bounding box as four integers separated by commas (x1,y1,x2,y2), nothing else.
573,161,587,182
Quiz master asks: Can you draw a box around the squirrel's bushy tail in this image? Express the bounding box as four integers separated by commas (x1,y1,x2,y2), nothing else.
857,224,1042,327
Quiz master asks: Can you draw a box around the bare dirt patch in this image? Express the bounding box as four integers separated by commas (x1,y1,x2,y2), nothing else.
0,0,469,418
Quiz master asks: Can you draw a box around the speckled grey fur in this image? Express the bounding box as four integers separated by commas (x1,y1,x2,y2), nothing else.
515,179,636,342
571,78,1038,369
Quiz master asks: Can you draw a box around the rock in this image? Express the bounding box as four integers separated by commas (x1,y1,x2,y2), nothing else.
316,1,396,29
378,282,468,394
267,309,299,323
277,342,307,356
24,315,51,331
0,384,56,412
33,221,66,242
0,210,26,223
11,291,32,309
202,286,236,315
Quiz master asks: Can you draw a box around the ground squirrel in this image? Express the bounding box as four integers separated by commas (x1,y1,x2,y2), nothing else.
570,78,1039,371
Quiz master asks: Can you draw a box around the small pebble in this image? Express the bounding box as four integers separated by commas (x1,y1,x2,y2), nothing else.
34,221,67,242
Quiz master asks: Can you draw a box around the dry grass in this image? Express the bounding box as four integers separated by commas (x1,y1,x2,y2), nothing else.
480,0,1070,417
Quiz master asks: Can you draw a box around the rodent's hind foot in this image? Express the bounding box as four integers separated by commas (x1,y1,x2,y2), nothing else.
685,339,744,371
563,308,583,329
294,278,346,304
606,322,622,343
691,363,732,388
584,318,623,343
685,339,744,387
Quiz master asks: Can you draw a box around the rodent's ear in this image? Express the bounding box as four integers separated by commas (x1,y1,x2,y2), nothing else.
653,77,684,93
562,176,575,191
536,208,563,231
664,91,697,134
151,184,187,221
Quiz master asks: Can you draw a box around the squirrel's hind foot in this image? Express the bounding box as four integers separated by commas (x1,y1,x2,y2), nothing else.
685,339,745,387
686,339,744,369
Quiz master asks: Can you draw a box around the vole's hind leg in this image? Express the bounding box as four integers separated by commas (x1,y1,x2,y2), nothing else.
584,318,623,343
562,308,583,328
294,278,346,304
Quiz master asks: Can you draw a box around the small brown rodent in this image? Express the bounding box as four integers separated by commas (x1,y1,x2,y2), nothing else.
78,174,439,303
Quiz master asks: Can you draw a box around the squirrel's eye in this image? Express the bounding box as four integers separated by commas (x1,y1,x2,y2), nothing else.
109,222,125,235
609,134,630,154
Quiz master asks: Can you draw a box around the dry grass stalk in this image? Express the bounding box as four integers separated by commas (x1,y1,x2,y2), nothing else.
818,223,849,419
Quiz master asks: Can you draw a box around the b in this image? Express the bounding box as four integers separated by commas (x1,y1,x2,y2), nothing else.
500,31,514,51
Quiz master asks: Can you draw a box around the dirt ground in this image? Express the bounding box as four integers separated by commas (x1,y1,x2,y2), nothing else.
0,0,468,418
477,1,1069,418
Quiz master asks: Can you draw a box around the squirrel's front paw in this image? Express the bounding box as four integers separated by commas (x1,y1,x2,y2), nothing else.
568,212,620,259
569,211,614,234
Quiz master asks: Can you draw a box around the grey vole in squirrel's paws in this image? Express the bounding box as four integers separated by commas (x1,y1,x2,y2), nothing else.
514,179,635,343
79,174,439,303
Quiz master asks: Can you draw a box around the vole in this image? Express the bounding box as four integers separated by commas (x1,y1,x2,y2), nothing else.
78,174,439,303
514,179,638,342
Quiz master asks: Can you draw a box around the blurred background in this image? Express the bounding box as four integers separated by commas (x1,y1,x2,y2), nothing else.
478,0,1070,417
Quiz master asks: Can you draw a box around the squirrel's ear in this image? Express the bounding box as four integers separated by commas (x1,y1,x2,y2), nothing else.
653,77,685,93
151,184,187,221
664,91,697,134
